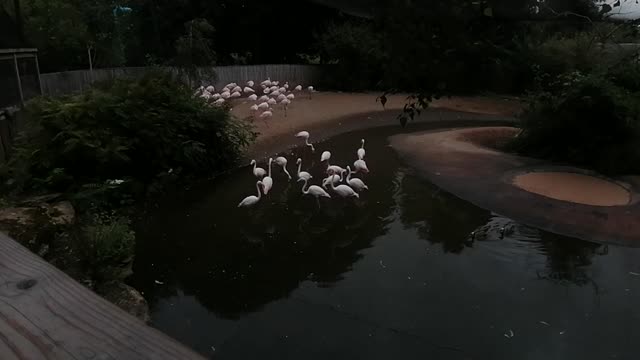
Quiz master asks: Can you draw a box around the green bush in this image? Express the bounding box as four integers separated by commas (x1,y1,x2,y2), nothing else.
510,71,640,175
5,70,256,194
79,213,136,282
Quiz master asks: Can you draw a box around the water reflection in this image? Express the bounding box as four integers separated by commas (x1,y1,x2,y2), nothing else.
131,124,638,358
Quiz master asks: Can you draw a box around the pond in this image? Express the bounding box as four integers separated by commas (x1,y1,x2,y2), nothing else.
132,124,640,359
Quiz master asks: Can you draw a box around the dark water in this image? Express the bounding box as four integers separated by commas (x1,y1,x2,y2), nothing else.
132,125,640,360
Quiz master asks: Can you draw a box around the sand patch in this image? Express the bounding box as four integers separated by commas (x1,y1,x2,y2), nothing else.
512,172,630,206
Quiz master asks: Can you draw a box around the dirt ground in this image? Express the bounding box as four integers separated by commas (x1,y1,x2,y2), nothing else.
229,92,521,158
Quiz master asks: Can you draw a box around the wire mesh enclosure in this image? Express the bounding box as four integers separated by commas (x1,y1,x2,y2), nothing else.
0,48,42,108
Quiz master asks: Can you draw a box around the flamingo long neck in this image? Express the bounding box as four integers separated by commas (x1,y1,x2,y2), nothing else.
305,139,314,151
256,182,262,199
283,165,291,179
329,179,336,190
301,179,310,194
297,161,302,176
268,160,273,176
252,161,257,172
361,139,365,149
339,170,344,182
346,169,352,182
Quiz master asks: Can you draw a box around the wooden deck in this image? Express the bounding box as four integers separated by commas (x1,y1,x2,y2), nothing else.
0,232,204,359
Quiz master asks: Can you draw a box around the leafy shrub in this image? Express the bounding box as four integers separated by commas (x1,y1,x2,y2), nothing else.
79,213,136,281
510,71,640,175
316,21,385,90
5,70,256,194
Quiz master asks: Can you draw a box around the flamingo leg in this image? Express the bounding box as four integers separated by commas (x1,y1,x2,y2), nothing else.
316,197,321,209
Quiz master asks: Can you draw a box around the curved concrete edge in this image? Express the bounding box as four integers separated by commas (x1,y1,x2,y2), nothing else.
389,127,640,247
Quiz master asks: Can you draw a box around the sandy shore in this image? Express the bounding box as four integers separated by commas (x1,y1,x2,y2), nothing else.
389,126,640,245
229,92,521,158
513,172,631,206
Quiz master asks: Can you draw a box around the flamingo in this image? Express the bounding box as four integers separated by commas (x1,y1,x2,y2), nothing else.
327,176,359,199
211,93,221,100
262,158,274,194
345,166,368,192
258,102,269,110
307,85,315,99
284,82,289,90
354,159,369,173
273,81,279,86
296,158,312,181
277,94,287,101
279,87,286,93
250,104,259,113
286,93,295,100
230,91,242,98
213,98,225,106
247,80,255,87
261,79,271,87
357,139,366,160
321,151,331,162
248,94,258,101
258,95,269,102
264,88,271,94
321,151,344,175
244,86,255,94
321,173,343,189
232,86,242,93
238,181,263,207
194,86,204,95
250,160,266,178
206,85,215,93
221,91,231,99
294,85,302,91
298,177,331,207
267,98,277,105
271,90,281,97
270,85,278,92
295,131,315,152
225,82,237,88
259,108,273,125
280,98,291,116
274,156,292,180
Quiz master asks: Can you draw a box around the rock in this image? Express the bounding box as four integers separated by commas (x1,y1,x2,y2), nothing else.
98,282,151,323
49,201,75,225
0,198,75,251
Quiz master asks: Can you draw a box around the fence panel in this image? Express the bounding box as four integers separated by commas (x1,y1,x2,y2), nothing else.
40,65,325,96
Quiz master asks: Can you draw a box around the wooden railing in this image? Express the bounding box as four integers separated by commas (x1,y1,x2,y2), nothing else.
0,232,204,359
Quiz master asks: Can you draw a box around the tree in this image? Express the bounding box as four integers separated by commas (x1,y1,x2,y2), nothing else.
173,18,216,87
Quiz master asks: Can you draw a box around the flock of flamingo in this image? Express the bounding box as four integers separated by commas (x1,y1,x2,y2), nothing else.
194,78,315,124
239,131,370,208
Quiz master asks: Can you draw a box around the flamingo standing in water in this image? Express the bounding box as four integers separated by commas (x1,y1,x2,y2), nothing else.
321,151,345,176
327,176,359,199
262,158,274,194
344,166,368,192
354,159,369,173
357,139,366,160
296,158,312,181
298,178,331,207
321,173,343,189
295,131,315,152
274,156,292,180
250,159,266,178
238,181,263,207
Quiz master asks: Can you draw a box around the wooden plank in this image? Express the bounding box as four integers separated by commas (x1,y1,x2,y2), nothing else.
0,232,205,360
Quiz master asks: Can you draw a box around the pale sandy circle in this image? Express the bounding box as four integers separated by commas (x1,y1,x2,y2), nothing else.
512,172,630,206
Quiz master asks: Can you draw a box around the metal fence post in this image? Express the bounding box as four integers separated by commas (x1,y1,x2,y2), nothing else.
34,53,43,95
13,53,24,107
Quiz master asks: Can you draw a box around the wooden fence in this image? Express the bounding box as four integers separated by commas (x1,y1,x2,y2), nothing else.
41,64,326,97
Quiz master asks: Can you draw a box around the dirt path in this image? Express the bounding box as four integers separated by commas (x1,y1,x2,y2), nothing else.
229,92,521,158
